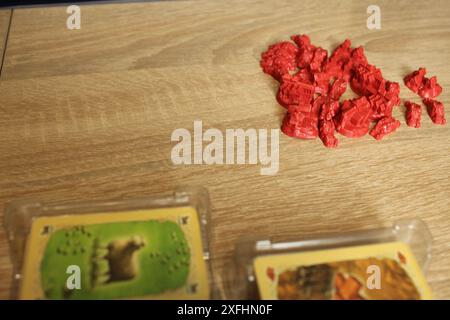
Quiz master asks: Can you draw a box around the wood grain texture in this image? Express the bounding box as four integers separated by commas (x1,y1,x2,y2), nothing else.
0,0,449,299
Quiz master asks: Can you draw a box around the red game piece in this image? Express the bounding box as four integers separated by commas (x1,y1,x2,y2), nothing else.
350,46,368,67
329,39,352,62
327,39,352,79
368,94,393,120
335,97,372,138
281,109,319,139
329,78,347,100
423,99,446,125
260,41,298,81
260,35,445,148
291,34,329,76
292,68,314,83
290,34,311,48
277,74,315,108
312,95,328,116
319,119,339,148
385,81,401,106
337,46,369,82
310,47,328,72
369,116,401,140
313,72,331,95
404,68,426,94
319,99,340,121
318,99,340,148
290,34,316,69
419,76,442,99
404,101,422,128
404,68,442,99
351,64,384,96
281,95,326,140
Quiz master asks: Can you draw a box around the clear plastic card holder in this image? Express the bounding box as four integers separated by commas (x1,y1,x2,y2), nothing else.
225,219,432,299
4,186,220,299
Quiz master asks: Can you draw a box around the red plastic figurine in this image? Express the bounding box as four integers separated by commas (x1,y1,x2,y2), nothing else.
423,99,446,125
281,108,319,139
419,76,442,99
335,97,372,138
404,68,442,99
277,74,315,108
369,116,401,140
404,101,422,128
260,35,445,148
260,41,298,81
404,68,426,94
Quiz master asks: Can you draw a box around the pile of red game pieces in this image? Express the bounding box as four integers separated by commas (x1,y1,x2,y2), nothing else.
260,35,446,148
404,68,446,126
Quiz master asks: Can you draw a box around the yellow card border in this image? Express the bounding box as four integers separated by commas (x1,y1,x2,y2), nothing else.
20,206,209,300
254,242,432,300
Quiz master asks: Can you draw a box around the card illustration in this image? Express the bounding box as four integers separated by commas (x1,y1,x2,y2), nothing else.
20,207,209,300
254,242,432,300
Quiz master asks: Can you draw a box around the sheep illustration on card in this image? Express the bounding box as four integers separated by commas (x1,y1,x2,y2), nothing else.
19,207,209,300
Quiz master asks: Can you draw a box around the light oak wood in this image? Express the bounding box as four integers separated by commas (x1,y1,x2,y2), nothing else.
0,0,449,299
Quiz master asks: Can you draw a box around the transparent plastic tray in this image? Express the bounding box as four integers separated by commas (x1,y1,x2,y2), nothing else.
224,219,432,299
4,186,219,299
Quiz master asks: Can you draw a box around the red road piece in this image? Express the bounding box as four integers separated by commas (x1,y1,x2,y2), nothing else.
335,97,372,138
320,99,340,121
310,47,328,72
369,116,401,140
385,81,401,105
423,99,446,125
312,95,327,116
260,41,298,81
319,99,340,148
404,101,422,128
319,119,339,148
329,78,347,100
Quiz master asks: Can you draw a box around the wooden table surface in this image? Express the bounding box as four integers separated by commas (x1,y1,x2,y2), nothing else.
0,0,449,299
